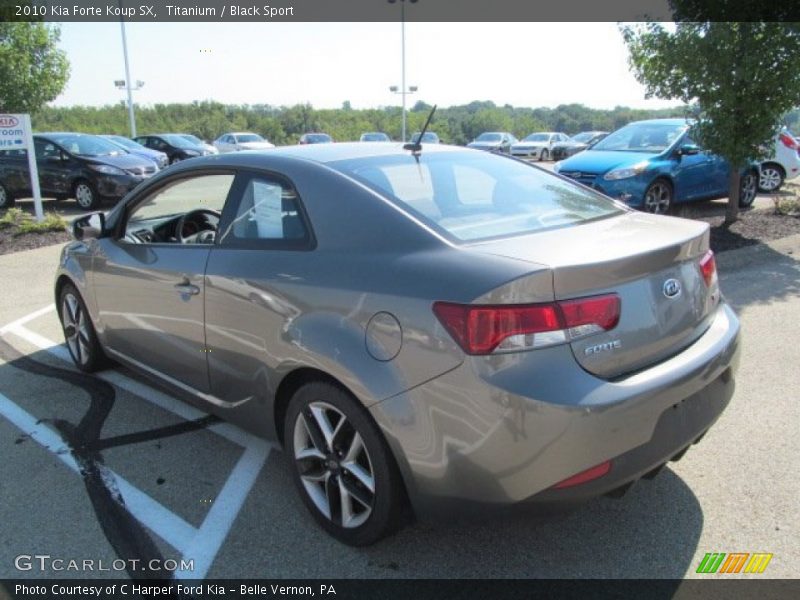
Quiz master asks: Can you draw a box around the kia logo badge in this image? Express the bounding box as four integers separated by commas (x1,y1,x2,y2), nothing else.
663,278,682,298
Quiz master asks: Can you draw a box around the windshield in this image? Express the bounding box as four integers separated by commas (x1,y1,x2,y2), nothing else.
162,134,199,149
306,134,331,143
591,121,687,153
182,134,204,144
49,134,126,157
412,132,438,143
331,151,623,243
523,133,549,142
476,133,502,142
104,135,142,150
236,133,265,143
571,132,594,143
361,133,389,141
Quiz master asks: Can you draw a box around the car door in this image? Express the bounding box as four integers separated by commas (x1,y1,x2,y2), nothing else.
92,170,236,392
203,170,314,405
670,133,718,201
33,139,74,196
0,149,32,196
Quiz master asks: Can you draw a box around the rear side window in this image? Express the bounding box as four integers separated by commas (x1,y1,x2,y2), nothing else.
219,176,310,245
332,151,624,242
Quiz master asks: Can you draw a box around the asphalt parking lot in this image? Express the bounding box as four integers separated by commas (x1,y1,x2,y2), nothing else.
0,219,798,581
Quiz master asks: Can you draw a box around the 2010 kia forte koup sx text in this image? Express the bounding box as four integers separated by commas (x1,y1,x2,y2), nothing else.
55,142,740,545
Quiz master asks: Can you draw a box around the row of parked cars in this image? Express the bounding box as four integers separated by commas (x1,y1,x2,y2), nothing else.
1,121,797,213
0,130,340,210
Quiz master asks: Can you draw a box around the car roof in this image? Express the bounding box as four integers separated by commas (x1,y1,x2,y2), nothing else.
627,118,692,126
165,142,460,169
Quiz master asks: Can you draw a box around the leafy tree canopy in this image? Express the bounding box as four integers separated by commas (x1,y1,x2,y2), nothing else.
0,22,69,113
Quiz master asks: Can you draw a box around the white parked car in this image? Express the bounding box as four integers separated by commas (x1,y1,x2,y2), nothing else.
759,128,800,192
510,132,570,161
213,132,275,153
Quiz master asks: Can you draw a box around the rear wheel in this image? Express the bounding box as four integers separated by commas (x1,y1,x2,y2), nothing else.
74,180,100,210
643,179,673,214
758,163,784,193
285,381,404,546
0,182,15,208
739,170,758,207
58,283,109,373
539,148,549,162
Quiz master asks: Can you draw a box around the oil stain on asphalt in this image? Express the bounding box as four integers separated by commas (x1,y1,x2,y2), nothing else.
0,338,219,580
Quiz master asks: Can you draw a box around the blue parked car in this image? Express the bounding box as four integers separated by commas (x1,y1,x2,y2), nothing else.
553,119,758,214
100,135,169,170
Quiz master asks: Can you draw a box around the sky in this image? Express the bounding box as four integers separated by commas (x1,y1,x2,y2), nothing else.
53,22,678,111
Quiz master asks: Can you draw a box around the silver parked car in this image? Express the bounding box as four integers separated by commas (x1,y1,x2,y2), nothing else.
56,143,740,545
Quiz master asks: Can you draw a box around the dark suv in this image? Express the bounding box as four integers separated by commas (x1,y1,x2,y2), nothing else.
0,132,157,210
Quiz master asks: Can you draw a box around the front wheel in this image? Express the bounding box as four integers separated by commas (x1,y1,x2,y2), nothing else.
58,283,110,372
739,170,758,207
285,381,404,546
643,179,673,214
539,148,549,162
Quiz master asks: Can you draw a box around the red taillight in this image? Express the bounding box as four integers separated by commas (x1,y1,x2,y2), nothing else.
779,132,798,150
699,250,717,288
552,460,612,489
560,294,621,331
433,294,620,355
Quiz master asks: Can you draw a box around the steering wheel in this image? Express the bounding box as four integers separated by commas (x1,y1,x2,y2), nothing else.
175,209,221,244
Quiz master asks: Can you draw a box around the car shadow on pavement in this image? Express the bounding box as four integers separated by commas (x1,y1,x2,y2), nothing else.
717,243,800,312
233,451,703,580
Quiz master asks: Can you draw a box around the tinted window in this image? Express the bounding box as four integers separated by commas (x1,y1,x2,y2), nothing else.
523,133,549,142
235,134,264,143
333,151,623,242
34,139,61,160
0,149,27,158
220,177,308,243
476,133,502,142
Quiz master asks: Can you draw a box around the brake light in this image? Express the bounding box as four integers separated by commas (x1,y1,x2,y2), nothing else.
779,132,798,150
699,250,717,288
433,294,620,355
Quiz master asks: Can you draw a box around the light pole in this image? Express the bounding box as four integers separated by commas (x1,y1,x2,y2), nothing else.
117,13,141,137
389,84,418,142
388,0,418,142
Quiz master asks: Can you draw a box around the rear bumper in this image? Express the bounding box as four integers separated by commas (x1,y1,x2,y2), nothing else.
370,302,740,518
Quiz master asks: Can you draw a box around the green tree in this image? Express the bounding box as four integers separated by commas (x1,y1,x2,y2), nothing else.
0,23,69,113
622,19,800,224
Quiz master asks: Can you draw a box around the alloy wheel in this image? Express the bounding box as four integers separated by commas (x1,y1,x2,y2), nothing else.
293,401,375,529
62,293,91,366
758,166,783,192
644,181,672,214
740,171,758,207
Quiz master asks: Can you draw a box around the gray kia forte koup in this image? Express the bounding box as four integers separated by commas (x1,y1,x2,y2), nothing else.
55,142,740,545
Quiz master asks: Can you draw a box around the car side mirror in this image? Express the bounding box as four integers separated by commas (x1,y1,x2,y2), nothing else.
72,212,105,241
678,144,701,156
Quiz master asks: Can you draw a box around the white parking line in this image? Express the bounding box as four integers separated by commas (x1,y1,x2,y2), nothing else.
0,306,273,580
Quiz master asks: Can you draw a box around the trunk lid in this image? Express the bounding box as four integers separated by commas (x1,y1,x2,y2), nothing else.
469,212,717,379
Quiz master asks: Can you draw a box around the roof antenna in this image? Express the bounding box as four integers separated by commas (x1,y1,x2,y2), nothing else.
404,104,437,153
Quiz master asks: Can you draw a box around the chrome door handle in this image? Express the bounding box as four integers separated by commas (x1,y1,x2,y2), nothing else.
174,282,200,296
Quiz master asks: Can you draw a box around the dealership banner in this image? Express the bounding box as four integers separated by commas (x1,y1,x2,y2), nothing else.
4,579,800,599
0,0,797,22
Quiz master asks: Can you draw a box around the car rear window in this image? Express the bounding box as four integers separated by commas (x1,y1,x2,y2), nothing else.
331,151,624,242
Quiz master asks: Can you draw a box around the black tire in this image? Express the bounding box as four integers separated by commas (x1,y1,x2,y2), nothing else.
0,182,15,208
758,163,784,193
73,179,100,210
539,148,549,162
739,169,758,208
284,381,404,546
170,155,183,165
643,178,673,214
58,283,110,373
